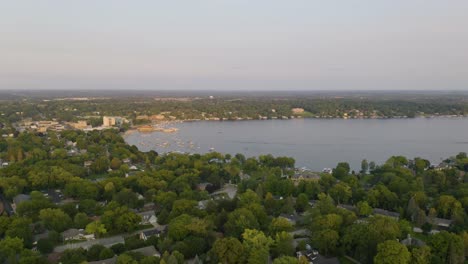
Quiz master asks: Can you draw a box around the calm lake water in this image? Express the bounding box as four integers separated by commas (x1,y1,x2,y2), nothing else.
124,118,468,171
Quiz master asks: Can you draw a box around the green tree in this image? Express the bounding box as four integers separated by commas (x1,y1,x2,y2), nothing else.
209,237,244,264
39,208,72,232
356,201,372,217
0,236,24,264
224,208,260,238
269,217,293,235
428,231,465,264
37,238,53,254
411,246,431,264
374,240,410,264
361,159,369,174
295,193,309,213
99,248,115,260
242,229,273,264
329,182,352,204
272,232,295,258
110,157,122,170
101,206,141,233
273,256,299,264
87,244,106,261
73,212,90,229
313,229,339,256
85,221,107,237
5,218,33,248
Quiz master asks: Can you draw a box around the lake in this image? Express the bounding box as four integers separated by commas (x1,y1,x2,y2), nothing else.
124,118,468,171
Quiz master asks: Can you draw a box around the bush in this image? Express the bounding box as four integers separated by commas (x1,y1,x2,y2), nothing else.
37,238,54,254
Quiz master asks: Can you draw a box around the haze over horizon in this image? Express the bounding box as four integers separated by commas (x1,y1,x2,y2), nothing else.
1,1,467,91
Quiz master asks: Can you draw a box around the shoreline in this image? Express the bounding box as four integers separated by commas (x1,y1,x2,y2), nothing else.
124,114,468,135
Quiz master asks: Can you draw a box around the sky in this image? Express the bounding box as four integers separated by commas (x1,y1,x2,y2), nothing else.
1,1,467,91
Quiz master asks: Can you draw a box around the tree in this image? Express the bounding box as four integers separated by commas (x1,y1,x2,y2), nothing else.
313,229,339,256
60,248,87,264
411,246,431,264
238,189,261,207
110,157,122,170
269,217,293,235
73,212,90,229
101,206,141,233
272,232,295,258
209,237,244,264
436,195,462,219
0,236,24,264
329,182,352,204
242,229,273,264
87,244,106,261
167,214,210,241
5,218,33,248
39,208,72,232
374,240,410,264
224,208,259,238
117,254,138,264
428,231,465,264
273,256,298,264
0,216,11,237
37,238,53,254
86,221,107,237
361,159,369,174
18,249,48,264
99,248,115,260
295,193,309,213
91,156,110,174
356,201,372,217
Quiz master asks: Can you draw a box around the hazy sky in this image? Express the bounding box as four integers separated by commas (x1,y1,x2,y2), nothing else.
1,1,467,90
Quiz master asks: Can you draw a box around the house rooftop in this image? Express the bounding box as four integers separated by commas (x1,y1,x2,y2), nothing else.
137,210,155,217
401,234,425,247
130,246,161,257
433,217,452,227
13,194,31,205
373,208,400,218
337,204,356,212
141,229,161,237
61,228,83,238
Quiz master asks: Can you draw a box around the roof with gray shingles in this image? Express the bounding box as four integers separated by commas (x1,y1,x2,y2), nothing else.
130,246,160,257
54,236,124,252
13,194,31,205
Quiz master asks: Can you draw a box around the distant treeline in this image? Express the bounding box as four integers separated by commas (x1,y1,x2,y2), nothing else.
0,95,467,127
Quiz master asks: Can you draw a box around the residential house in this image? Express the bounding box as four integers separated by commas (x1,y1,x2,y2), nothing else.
198,200,211,210
337,204,356,213
292,171,321,182
373,208,400,220
433,217,452,229
12,194,31,212
280,214,299,225
400,234,425,247
210,184,237,200
130,246,161,257
196,183,212,191
61,228,94,241
139,229,162,241
137,210,157,225
54,236,124,252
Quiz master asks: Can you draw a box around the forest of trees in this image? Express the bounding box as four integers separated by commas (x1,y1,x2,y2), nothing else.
0,128,467,263
1,95,468,127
